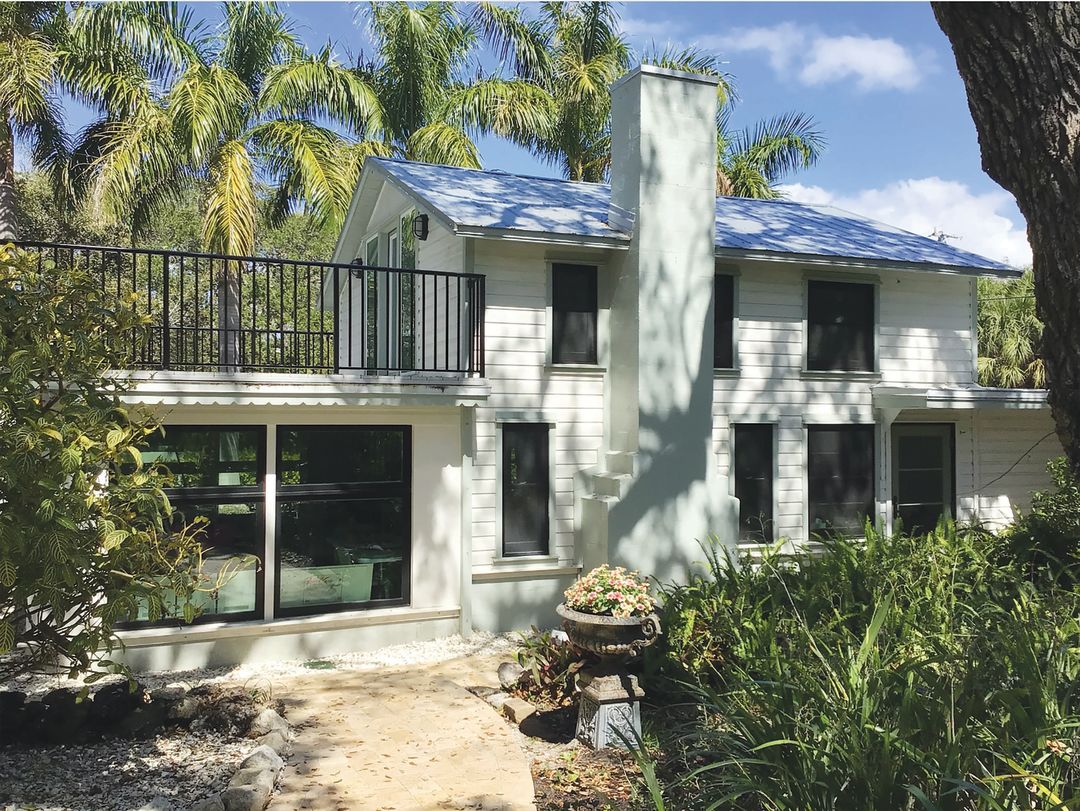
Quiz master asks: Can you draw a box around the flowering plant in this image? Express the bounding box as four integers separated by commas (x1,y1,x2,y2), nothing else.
563,565,654,618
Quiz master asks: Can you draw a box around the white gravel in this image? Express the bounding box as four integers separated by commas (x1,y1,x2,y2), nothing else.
0,729,248,811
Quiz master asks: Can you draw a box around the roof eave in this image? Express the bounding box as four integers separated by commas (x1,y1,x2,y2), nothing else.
454,225,630,250
713,247,1021,278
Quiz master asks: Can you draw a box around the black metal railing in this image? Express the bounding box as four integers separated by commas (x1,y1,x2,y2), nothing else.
14,241,485,376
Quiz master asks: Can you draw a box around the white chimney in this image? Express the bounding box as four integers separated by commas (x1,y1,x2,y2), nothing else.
603,65,737,582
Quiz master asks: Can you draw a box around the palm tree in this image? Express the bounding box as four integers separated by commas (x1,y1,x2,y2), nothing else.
353,2,555,167
978,270,1046,388
0,2,195,238
474,2,823,195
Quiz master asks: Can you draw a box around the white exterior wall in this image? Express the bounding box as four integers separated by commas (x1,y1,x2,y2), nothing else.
715,261,978,544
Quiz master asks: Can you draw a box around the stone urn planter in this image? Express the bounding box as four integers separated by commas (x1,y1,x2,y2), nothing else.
556,603,661,749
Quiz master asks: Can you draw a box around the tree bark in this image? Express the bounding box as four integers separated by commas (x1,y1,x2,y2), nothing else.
933,2,1080,475
0,118,18,241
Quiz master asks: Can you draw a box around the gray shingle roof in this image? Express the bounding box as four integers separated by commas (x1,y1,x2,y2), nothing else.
372,158,1016,274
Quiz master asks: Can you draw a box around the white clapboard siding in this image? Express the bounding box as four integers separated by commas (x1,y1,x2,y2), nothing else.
971,409,1061,528
715,261,978,542
470,240,606,569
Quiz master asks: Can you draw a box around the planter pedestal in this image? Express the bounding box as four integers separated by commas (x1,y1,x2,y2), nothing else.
575,669,645,749
556,603,661,750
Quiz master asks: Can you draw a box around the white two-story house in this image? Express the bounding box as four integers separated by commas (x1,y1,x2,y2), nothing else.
34,65,1057,670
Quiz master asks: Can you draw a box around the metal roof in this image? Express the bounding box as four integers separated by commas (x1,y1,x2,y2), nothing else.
371,158,1017,274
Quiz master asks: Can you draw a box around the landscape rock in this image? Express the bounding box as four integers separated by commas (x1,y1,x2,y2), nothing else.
90,680,140,727
169,695,200,722
189,797,226,811
483,691,510,711
497,661,525,689
0,690,26,742
151,685,188,704
501,697,537,724
256,730,290,755
247,708,288,738
138,797,177,811
117,703,167,738
41,687,89,742
219,783,271,811
238,744,284,773
229,766,276,794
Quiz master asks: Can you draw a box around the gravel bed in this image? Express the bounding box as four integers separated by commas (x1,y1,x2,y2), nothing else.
0,729,249,811
5,632,517,698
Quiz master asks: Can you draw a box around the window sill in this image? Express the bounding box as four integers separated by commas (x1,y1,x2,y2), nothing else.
491,553,560,566
800,369,881,382
713,367,740,379
473,561,581,583
545,363,606,374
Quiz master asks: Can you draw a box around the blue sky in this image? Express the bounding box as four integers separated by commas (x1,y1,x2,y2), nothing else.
284,1,1029,265
57,2,1031,266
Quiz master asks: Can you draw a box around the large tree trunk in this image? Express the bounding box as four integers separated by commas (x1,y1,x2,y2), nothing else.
933,3,1080,475
0,118,18,241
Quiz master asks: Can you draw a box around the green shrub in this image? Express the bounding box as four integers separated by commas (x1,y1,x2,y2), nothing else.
513,626,590,708
1003,457,1080,577
643,526,1080,810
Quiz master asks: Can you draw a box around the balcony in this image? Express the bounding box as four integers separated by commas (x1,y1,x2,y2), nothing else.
14,241,485,378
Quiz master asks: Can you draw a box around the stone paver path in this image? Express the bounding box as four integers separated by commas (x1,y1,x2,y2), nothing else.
266,653,535,811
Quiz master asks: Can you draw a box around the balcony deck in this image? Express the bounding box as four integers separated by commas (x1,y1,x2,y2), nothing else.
15,241,485,378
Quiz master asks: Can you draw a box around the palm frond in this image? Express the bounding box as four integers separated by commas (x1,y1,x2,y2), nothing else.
438,77,555,145
406,122,480,168
470,3,551,83
724,112,825,198
219,2,300,94
203,138,257,256
0,31,58,127
641,44,736,108
167,63,250,165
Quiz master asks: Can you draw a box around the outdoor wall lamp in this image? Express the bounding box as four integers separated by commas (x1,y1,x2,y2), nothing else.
412,213,429,241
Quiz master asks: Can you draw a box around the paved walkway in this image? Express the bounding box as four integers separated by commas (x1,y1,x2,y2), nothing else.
266,653,536,811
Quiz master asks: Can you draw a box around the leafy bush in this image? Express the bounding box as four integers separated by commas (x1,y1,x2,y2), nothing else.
643,526,1080,810
564,564,654,617
513,627,590,708
1002,457,1080,577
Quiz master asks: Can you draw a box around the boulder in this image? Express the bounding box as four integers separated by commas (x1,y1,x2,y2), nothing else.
219,783,271,811
17,700,48,742
189,798,225,811
0,690,26,743
90,681,140,727
497,661,525,690
117,702,167,738
41,687,89,741
168,695,200,723
247,708,288,738
229,766,276,794
238,744,284,773
501,697,537,724
150,685,188,704
256,730,291,756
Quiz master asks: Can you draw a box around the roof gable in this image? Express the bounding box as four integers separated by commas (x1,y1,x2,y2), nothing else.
364,158,1018,275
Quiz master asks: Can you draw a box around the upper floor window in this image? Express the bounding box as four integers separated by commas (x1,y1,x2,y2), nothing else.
806,280,875,372
552,263,598,365
714,272,735,369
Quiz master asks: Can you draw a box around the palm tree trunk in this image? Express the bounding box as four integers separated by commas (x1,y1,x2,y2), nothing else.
217,262,241,370
934,3,1080,476
0,118,18,241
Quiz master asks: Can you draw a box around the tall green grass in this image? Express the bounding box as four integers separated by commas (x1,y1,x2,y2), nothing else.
643,525,1080,810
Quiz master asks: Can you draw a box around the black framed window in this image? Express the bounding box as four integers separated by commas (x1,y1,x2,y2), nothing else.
125,426,265,626
502,424,550,557
892,423,955,536
276,426,410,617
806,280,875,372
552,263,598,364
734,424,773,542
714,273,735,369
808,425,875,538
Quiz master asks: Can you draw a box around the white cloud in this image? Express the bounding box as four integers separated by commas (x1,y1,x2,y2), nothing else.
713,23,925,92
779,178,1032,267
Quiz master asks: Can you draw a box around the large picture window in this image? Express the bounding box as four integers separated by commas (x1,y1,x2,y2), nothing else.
502,424,551,557
808,425,875,538
806,280,875,372
552,264,598,364
276,426,410,616
127,426,265,626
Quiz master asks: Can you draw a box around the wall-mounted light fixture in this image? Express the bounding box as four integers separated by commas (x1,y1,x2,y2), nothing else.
412,213,429,241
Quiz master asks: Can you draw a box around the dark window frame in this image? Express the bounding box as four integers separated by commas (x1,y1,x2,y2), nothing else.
891,422,956,536
805,279,877,373
119,424,267,629
807,424,876,539
551,263,598,365
501,423,552,558
714,272,736,370
274,425,412,619
734,424,774,542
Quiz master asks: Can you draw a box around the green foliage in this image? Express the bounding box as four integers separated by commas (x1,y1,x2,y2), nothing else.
513,626,589,708
644,527,1080,810
1003,457,1080,576
0,247,205,679
978,271,1045,388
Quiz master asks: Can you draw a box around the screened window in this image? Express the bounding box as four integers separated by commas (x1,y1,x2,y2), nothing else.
734,424,773,542
552,264,598,364
806,280,875,372
276,426,410,616
502,424,550,557
714,273,735,369
808,425,875,538
127,426,265,625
